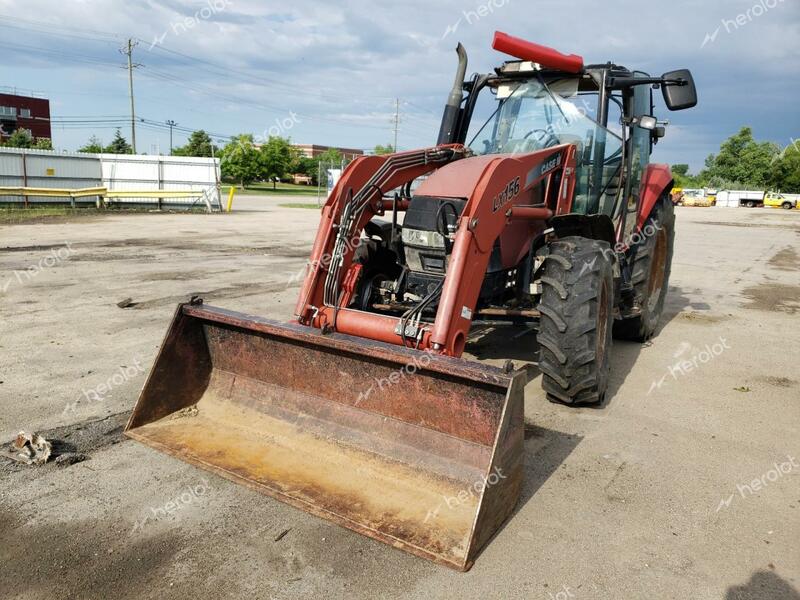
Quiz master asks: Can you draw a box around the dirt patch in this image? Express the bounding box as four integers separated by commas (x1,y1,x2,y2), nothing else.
139,269,230,282
71,253,159,263
677,311,729,324
754,375,798,389
768,246,800,271
741,283,800,315
97,238,309,257
1,243,75,253
695,221,800,231
0,511,185,600
0,412,129,477
129,282,297,310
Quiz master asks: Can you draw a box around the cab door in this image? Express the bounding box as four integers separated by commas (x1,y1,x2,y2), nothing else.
621,76,653,243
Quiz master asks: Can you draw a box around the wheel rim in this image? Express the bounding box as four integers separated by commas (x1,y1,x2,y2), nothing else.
646,227,668,314
596,278,609,367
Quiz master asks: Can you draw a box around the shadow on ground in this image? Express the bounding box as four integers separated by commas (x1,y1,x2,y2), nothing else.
466,285,702,409
726,570,800,600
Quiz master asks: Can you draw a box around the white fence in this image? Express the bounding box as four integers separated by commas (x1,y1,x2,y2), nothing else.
0,147,221,210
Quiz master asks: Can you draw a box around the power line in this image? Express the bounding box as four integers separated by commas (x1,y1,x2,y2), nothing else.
142,39,397,103
1,19,439,148
0,14,122,41
0,40,120,67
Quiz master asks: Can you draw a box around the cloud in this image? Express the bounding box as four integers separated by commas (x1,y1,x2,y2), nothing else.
1,0,797,157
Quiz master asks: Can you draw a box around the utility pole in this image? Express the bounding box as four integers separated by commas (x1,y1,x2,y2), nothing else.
393,98,400,152
120,39,140,154
166,120,177,155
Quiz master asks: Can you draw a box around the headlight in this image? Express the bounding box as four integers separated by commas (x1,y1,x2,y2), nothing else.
401,228,445,249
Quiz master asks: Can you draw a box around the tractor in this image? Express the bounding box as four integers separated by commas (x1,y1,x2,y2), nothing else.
125,31,697,570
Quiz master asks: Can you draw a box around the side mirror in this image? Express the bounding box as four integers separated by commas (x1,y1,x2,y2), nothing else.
661,69,697,111
653,126,666,139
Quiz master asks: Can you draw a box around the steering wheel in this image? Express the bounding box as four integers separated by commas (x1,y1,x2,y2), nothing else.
523,128,560,148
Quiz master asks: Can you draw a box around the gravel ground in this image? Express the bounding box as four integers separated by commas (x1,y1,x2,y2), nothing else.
1,198,798,600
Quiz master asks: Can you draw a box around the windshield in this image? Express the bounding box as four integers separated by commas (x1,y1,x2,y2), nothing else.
468,77,623,216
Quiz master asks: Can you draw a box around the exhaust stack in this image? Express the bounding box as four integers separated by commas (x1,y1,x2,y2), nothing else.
437,43,468,145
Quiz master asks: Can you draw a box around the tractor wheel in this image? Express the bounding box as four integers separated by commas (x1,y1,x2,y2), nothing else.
614,196,675,342
537,237,614,406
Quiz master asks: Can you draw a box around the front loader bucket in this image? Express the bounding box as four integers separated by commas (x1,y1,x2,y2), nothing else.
125,303,525,570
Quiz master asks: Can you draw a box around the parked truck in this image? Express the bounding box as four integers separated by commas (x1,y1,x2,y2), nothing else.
716,190,797,209
764,192,798,210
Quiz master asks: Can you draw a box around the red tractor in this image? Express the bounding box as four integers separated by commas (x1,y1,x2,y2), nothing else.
296,31,696,404
126,31,697,570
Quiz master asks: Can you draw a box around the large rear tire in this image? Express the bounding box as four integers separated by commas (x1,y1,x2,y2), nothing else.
614,196,675,342
537,237,615,406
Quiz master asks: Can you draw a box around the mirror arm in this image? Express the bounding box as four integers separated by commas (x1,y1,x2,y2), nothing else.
608,76,686,89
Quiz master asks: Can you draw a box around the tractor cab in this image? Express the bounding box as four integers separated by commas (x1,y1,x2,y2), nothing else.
438,33,696,242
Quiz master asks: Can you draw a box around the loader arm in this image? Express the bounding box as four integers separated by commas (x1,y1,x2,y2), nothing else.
295,145,465,323
300,143,578,356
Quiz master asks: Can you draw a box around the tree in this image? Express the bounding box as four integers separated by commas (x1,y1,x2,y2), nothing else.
701,127,779,188
294,156,318,182
259,136,293,189
220,134,262,187
315,148,345,187
317,148,343,165
173,130,215,157
373,143,395,155
769,141,800,194
105,129,133,154
671,164,689,176
78,135,104,153
2,128,34,148
285,145,304,175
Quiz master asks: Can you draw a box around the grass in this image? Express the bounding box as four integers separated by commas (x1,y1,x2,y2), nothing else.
0,207,103,224
279,202,321,209
0,206,208,224
222,182,320,196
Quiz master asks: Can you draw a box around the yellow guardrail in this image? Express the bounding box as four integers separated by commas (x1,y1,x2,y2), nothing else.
0,186,206,199
0,186,223,213
0,186,108,198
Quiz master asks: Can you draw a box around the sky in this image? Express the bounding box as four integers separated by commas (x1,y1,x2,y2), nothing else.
0,0,798,172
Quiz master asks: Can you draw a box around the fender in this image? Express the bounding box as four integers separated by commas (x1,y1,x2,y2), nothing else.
550,213,616,246
637,163,674,229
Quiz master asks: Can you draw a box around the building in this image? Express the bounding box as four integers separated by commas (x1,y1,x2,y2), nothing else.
292,144,364,162
0,90,51,142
